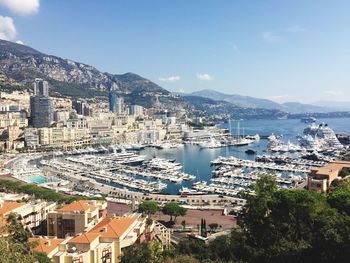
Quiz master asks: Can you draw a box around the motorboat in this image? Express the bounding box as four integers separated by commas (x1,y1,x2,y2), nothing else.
245,149,257,155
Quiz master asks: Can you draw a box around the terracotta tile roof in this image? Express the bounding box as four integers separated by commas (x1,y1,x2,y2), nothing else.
312,161,350,180
88,217,136,239
29,237,64,255
57,200,98,213
68,232,100,244
0,201,26,216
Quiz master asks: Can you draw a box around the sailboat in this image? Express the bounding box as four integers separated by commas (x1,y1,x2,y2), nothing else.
229,121,254,146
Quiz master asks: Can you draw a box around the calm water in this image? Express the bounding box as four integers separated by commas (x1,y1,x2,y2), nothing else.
140,118,350,194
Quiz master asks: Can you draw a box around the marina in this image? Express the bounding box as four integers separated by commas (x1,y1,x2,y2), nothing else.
3,118,350,199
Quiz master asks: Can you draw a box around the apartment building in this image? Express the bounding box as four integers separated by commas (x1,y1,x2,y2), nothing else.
50,216,149,263
0,200,56,233
47,200,107,238
308,160,350,192
0,111,28,128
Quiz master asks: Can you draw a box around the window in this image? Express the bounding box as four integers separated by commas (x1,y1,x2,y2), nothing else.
72,256,83,263
62,219,75,237
102,247,112,263
48,219,54,236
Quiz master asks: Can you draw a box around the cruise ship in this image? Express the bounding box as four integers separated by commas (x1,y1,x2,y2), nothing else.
303,123,343,149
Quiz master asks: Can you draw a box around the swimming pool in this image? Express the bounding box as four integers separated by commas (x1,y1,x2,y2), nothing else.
27,176,46,184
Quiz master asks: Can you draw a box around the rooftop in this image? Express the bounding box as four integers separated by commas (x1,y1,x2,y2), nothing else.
57,200,99,213
0,201,26,216
68,232,100,244
312,161,350,179
29,237,64,255
89,217,136,239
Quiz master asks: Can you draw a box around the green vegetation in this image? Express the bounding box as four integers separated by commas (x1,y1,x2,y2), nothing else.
49,79,108,98
0,213,51,263
339,167,350,178
121,240,200,263
0,179,104,203
162,202,187,222
120,240,165,263
122,175,350,263
138,201,159,217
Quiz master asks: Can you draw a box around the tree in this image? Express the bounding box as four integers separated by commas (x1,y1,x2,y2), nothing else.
138,201,159,217
208,223,218,232
0,213,51,263
120,241,164,263
328,178,350,216
200,218,207,237
181,220,186,230
164,255,199,263
162,202,187,222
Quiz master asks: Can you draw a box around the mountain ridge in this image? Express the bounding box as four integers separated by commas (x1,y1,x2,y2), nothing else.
0,39,181,109
0,39,346,116
185,89,339,114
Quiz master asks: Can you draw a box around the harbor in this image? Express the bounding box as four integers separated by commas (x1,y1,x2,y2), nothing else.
2,118,349,202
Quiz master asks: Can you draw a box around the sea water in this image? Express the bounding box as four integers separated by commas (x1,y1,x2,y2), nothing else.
140,118,350,194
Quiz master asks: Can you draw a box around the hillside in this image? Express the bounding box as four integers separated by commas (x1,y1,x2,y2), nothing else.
0,39,184,109
189,89,335,113
1,39,342,117
182,95,286,120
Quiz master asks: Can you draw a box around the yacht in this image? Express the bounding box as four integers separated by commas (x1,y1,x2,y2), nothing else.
179,187,205,195
199,137,222,148
229,120,254,146
230,138,254,147
245,134,260,141
159,142,171,149
130,144,144,150
301,116,316,123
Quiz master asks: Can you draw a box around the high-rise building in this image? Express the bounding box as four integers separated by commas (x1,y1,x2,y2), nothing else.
34,78,49,97
72,99,85,115
30,79,53,128
116,97,124,114
108,92,117,112
109,92,125,114
130,105,144,116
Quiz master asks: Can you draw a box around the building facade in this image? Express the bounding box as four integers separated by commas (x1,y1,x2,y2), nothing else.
30,79,53,128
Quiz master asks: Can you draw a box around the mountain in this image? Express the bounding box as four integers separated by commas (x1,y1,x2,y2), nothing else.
187,89,336,114
190,89,282,110
1,39,344,117
0,39,184,109
280,102,333,114
313,101,350,111
182,95,286,120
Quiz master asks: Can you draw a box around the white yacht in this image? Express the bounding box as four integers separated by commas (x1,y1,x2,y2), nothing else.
199,137,222,148
179,187,205,195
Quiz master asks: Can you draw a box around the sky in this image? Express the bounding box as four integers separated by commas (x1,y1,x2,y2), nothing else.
0,0,350,104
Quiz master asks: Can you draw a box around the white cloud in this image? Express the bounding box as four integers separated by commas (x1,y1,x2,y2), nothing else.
323,90,344,96
16,40,24,44
197,73,213,81
287,25,306,33
0,16,16,41
0,0,40,15
158,76,180,82
262,31,281,43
